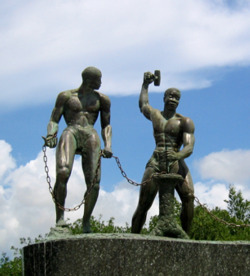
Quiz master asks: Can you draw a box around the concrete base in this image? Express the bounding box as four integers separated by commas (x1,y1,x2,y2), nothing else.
23,233,250,276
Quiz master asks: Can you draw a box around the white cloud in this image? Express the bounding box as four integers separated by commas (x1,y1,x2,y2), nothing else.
1,139,250,257
1,0,250,108
93,182,158,227
195,149,250,185
0,140,16,180
194,181,228,209
0,148,55,256
0,140,158,257
194,149,250,207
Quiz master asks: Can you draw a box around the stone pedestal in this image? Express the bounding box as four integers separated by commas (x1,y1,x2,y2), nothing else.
150,173,188,238
22,234,250,276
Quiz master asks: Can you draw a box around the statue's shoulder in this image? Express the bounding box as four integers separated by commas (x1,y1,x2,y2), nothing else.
142,105,159,119
176,113,195,132
56,89,77,105
176,113,191,121
58,89,76,98
150,107,160,117
97,92,111,106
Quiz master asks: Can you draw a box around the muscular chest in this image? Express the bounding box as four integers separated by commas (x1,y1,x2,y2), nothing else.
65,94,100,113
153,114,182,138
164,119,182,137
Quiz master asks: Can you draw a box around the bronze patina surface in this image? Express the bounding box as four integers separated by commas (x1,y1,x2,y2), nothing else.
132,71,195,237
44,67,112,233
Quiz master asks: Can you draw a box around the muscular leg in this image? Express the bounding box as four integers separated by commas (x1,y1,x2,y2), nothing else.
54,130,77,225
176,160,194,234
81,130,101,233
131,167,158,233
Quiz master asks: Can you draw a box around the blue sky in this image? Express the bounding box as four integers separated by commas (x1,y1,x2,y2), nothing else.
0,0,250,256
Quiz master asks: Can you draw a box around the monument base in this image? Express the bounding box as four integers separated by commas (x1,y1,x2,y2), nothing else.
22,233,249,276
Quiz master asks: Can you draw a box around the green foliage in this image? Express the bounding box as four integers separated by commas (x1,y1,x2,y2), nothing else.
190,185,250,241
190,206,250,241
0,235,46,276
147,186,250,241
224,185,250,222
148,215,159,233
1,185,249,275
0,252,22,276
70,215,132,234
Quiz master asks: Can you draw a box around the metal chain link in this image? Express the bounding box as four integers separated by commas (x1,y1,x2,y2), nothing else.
112,155,250,228
42,144,250,228
112,155,168,186
193,196,250,228
42,144,102,212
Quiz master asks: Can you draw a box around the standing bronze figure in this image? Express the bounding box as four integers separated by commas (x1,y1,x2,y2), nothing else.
131,71,195,236
44,67,112,233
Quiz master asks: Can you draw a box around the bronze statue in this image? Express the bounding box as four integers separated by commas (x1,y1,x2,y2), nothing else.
44,66,112,233
131,71,195,236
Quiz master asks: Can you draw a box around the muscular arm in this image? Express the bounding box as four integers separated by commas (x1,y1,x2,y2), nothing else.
139,72,154,120
45,92,69,148
178,123,195,159
167,117,195,161
100,94,112,157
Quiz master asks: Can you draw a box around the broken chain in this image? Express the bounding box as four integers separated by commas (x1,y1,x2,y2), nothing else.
112,155,168,186
113,155,250,228
193,196,250,228
42,145,250,228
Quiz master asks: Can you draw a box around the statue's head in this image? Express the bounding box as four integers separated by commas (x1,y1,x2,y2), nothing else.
163,88,181,110
81,67,102,90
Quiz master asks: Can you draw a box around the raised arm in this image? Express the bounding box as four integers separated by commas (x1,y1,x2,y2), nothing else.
139,72,154,120
45,92,68,148
100,94,112,158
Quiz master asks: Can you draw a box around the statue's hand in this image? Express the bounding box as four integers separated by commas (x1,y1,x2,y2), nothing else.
43,134,58,148
166,149,180,161
143,72,154,86
102,147,113,158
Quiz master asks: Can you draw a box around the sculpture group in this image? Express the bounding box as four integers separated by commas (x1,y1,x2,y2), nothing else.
44,66,195,238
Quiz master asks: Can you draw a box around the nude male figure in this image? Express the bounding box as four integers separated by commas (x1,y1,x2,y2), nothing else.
131,72,195,235
45,66,112,233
